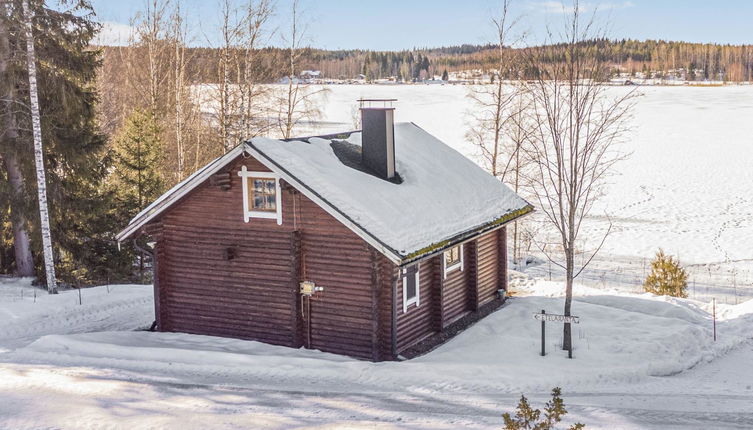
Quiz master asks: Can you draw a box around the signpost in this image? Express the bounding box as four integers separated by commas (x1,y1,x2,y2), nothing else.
534,310,580,358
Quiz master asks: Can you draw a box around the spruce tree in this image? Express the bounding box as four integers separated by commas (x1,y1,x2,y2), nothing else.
1,0,116,285
107,108,164,282
502,388,585,430
643,249,689,298
111,109,165,219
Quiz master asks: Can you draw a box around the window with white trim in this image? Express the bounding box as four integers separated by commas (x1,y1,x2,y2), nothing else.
402,264,420,313
238,166,282,225
443,244,463,278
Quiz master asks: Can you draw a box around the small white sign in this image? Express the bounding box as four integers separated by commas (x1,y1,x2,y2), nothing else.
533,313,580,324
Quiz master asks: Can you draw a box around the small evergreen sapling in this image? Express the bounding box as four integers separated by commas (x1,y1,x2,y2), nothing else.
502,387,584,430
643,249,689,298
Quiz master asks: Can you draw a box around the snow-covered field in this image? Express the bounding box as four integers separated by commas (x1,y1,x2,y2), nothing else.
298,84,753,303
1,276,752,429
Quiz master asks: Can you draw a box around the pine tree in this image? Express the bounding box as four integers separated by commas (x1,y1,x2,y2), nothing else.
442,69,449,81
111,109,165,218
643,249,689,298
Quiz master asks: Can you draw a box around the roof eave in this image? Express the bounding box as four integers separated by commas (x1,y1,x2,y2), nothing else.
115,144,250,243
396,204,535,267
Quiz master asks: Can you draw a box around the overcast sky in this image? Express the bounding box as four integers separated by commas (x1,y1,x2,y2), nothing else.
89,0,753,49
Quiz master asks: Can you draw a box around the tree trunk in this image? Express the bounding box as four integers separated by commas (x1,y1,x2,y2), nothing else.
2,153,35,277
562,250,574,351
0,14,35,278
22,0,57,293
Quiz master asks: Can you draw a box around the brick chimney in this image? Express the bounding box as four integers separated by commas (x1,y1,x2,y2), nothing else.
359,99,396,180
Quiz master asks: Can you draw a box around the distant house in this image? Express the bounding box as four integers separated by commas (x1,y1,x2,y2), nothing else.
300,70,321,78
117,100,533,361
299,70,321,83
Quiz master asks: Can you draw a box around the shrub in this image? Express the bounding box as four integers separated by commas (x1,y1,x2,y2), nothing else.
502,387,584,430
643,249,689,298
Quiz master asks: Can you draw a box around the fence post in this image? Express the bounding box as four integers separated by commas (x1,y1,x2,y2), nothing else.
541,309,546,356
713,298,716,342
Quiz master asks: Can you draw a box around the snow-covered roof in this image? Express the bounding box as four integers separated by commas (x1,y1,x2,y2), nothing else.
117,123,532,265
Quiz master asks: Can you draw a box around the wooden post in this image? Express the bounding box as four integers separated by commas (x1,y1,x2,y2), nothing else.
541,309,546,356
370,248,381,362
470,240,480,311
432,257,444,332
713,297,716,342
390,271,398,360
291,230,303,348
499,227,508,292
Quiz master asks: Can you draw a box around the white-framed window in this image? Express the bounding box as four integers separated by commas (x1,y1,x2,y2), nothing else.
402,264,420,313
443,244,463,278
238,165,282,225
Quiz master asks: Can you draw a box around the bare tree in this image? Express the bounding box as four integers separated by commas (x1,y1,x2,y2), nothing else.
21,0,56,293
215,0,242,152
466,0,522,179
524,0,638,351
467,0,534,264
140,0,171,116
171,4,187,179
275,0,327,139
237,0,274,140
505,91,536,264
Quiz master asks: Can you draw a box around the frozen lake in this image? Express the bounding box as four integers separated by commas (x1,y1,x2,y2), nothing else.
304,85,753,301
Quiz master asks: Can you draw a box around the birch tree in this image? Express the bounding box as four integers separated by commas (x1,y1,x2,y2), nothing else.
524,0,637,351
275,0,327,139
21,0,56,293
216,0,241,152
237,0,274,139
171,4,187,179
466,0,521,179
467,0,533,263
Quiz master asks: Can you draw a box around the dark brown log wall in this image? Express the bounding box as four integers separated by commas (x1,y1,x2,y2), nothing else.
394,227,508,355
155,155,382,360
441,245,471,325
395,258,436,352
476,230,500,306
149,152,509,361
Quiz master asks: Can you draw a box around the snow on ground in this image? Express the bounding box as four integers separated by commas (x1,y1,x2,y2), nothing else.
0,277,153,351
1,276,752,429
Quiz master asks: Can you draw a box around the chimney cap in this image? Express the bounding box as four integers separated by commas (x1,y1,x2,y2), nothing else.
358,98,397,109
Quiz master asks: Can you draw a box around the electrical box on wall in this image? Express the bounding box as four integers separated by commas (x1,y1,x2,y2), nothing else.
300,281,323,296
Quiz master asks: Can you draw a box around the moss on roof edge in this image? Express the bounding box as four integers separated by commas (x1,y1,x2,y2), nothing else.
401,204,535,262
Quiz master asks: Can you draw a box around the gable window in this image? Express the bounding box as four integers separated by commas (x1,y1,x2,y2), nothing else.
238,165,282,225
402,264,420,313
443,244,463,278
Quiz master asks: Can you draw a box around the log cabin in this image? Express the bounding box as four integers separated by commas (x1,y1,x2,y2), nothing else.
117,100,533,361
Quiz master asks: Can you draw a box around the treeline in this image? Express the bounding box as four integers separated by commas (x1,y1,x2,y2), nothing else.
136,39,753,83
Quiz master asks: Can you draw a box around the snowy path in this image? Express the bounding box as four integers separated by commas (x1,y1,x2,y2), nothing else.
2,345,753,429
